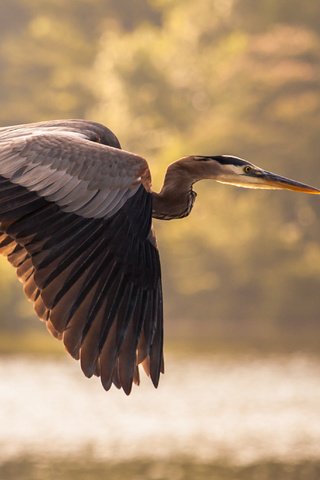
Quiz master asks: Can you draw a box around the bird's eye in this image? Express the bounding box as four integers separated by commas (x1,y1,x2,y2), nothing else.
244,165,254,174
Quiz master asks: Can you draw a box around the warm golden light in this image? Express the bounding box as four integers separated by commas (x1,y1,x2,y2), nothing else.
1,1,320,478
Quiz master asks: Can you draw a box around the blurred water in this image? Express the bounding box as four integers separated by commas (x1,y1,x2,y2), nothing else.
0,354,319,465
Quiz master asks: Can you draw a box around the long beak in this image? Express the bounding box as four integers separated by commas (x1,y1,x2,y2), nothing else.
257,171,320,194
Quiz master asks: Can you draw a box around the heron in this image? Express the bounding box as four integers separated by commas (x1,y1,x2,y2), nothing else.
0,119,318,395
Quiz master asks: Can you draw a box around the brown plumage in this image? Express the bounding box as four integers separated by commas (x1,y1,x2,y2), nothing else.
0,119,319,395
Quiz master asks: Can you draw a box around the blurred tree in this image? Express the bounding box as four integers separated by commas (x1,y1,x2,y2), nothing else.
233,0,320,33
0,0,160,125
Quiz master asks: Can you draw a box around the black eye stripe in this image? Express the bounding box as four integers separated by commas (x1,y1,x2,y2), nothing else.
195,155,257,170
207,156,249,167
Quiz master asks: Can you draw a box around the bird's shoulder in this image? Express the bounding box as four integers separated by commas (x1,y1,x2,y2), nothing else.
0,119,151,193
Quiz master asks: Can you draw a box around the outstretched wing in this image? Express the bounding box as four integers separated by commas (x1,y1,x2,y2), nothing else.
0,119,163,395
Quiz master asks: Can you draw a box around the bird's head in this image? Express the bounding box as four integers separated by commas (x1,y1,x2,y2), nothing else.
185,155,320,194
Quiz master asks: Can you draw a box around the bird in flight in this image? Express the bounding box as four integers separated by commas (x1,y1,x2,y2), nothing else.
0,119,318,394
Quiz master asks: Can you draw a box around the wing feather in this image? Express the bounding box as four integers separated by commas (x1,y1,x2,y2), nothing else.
0,120,163,394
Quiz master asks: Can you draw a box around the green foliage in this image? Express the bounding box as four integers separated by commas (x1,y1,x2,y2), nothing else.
1,0,320,347
0,0,160,125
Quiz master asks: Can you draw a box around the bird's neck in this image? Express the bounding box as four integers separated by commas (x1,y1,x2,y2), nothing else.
152,163,197,220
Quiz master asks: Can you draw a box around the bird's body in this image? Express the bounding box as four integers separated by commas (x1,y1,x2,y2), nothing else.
0,119,318,395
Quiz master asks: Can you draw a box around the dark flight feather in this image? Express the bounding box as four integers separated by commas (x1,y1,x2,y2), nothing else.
0,119,163,394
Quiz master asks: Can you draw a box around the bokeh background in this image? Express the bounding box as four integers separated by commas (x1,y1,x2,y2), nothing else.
1,1,320,479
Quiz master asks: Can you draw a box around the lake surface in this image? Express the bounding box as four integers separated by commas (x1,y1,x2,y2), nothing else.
0,354,319,478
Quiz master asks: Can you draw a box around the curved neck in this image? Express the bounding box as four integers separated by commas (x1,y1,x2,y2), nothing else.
152,162,197,220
